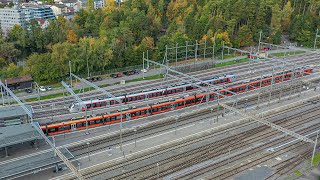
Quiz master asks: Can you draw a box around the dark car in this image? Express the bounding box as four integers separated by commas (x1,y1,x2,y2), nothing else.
132,70,139,74
123,71,131,76
111,74,118,78
96,76,102,81
25,88,32,93
91,77,97,82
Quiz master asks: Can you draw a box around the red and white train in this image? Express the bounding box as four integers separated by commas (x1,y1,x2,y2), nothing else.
42,66,313,135
69,74,237,113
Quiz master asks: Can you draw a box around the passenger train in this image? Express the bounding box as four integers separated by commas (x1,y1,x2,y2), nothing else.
41,66,313,135
69,74,237,113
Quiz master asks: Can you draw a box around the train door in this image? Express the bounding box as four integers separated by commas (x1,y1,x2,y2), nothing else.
71,124,76,131
126,113,131,121
170,104,175,110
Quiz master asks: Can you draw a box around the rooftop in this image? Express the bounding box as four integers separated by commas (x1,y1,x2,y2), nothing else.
2,75,33,85
0,105,33,119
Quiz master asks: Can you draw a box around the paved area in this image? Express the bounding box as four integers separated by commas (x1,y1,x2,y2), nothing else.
234,166,273,180
16,88,319,179
0,147,73,180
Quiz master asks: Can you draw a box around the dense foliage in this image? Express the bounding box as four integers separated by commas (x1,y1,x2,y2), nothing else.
1,0,319,83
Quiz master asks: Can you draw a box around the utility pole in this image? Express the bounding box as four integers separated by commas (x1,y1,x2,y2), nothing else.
314,29,319,50
258,31,262,54
311,130,319,166
69,61,72,88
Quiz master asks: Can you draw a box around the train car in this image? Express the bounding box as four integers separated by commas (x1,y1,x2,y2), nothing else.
43,67,312,135
69,74,236,113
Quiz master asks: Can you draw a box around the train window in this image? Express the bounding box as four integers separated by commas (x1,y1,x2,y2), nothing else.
136,111,141,116
92,103,96,108
49,128,56,132
86,104,91,108
132,97,137,101
116,115,121,120
110,100,114,105
167,90,172,94
152,108,158,112
58,126,69,131
96,102,101,107
111,116,116,121
89,121,95,125
157,92,161,96
101,101,107,106
140,95,145,99
77,123,83,128
141,111,145,115
95,120,102,123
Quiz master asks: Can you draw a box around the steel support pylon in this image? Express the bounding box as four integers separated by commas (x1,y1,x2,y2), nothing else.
218,102,315,144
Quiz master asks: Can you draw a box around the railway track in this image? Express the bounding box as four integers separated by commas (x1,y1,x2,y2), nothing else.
71,97,320,179
33,57,320,121
6,80,319,180
67,83,308,156
30,53,320,117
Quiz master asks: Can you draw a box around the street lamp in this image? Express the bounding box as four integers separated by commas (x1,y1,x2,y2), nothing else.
134,127,137,147
157,163,160,179
85,106,89,135
175,116,178,135
244,99,248,112
210,108,213,124
86,142,90,161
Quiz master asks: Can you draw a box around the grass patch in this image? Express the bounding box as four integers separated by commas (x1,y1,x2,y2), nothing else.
216,53,238,60
126,74,164,83
25,92,63,102
293,170,303,176
271,51,305,57
310,153,320,166
214,58,249,68
99,84,111,88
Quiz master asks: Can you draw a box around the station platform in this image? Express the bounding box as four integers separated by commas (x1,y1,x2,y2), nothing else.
0,147,73,180
0,124,41,150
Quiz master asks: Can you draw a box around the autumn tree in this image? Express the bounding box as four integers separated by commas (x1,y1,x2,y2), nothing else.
67,30,78,43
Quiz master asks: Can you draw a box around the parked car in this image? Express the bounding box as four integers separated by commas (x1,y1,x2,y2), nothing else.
132,70,139,74
141,69,148,73
111,74,118,78
46,86,52,90
25,88,32,93
117,73,123,78
39,86,46,92
123,71,131,76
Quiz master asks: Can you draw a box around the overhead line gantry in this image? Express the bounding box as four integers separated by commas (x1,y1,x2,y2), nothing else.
0,80,84,180
219,102,315,144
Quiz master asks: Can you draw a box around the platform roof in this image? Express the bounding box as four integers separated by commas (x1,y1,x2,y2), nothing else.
0,123,41,148
0,105,33,119
0,147,74,180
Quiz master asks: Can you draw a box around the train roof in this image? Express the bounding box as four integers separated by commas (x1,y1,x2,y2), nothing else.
73,74,235,105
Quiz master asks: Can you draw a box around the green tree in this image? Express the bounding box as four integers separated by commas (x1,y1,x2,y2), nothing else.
270,3,281,34
235,25,253,47
281,1,292,32
24,53,52,82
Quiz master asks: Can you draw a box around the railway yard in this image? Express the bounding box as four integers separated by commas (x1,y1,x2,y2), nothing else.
1,45,320,180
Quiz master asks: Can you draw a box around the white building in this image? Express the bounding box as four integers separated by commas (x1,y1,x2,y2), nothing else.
0,3,55,35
